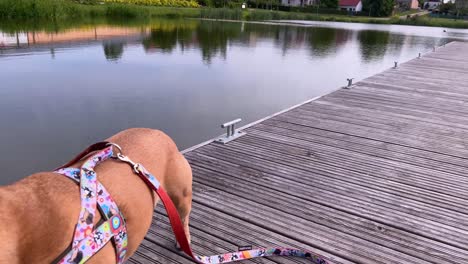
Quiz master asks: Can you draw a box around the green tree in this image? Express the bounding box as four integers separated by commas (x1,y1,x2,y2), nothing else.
439,2,456,14
417,0,424,8
362,0,395,17
247,0,281,9
320,0,339,8
196,0,214,6
212,0,230,7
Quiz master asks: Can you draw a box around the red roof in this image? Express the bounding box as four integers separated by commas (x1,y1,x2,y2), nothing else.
339,0,361,6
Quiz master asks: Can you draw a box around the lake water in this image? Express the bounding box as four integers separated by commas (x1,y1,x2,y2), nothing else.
1,19,467,185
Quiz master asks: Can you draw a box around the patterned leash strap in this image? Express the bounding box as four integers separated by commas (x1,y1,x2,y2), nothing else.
58,142,331,264
196,247,329,263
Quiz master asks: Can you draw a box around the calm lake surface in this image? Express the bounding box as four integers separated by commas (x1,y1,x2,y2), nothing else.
1,19,467,184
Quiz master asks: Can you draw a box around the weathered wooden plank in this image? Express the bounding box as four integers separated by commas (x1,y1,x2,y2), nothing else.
344,87,468,111
251,122,468,177
192,181,434,264
414,54,468,64
327,90,468,119
366,75,468,93
155,208,307,264
258,119,468,171
360,77,468,96
289,104,468,155
187,156,468,263
233,133,468,211
311,99,468,134
368,74,468,93
313,95,468,133
286,106,468,145
141,202,346,264
361,71,468,92
401,62,468,74
189,144,468,217
370,64,468,82
140,206,280,264
184,203,344,264
190,144,468,248
273,112,468,159
226,136,468,206
131,240,190,263
244,126,468,199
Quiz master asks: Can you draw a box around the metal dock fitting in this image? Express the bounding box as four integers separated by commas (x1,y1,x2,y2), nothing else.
215,118,246,144
344,78,354,89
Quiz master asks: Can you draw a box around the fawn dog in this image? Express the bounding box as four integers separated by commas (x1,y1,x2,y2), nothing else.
0,128,193,263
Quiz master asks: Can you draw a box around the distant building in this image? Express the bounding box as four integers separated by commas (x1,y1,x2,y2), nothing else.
0,32,28,48
339,0,363,12
281,0,315,6
456,0,468,9
397,0,420,9
424,0,441,10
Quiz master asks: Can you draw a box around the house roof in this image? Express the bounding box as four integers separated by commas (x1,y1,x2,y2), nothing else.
339,0,361,6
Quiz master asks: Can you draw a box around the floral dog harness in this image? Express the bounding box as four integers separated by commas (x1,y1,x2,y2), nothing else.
54,145,128,264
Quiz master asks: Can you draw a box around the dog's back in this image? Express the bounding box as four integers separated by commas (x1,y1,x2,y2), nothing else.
0,173,85,263
0,185,20,262
0,128,193,264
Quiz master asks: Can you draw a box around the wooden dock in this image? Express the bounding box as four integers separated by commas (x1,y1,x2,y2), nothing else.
130,41,468,264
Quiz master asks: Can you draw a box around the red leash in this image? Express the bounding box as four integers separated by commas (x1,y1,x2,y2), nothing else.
137,170,199,261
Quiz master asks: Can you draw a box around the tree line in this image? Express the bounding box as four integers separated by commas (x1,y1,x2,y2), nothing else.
195,0,397,17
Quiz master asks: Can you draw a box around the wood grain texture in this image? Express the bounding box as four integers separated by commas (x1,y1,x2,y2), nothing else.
132,41,468,263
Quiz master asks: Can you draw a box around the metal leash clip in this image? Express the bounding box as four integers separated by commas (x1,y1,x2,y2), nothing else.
116,153,142,174
107,142,142,174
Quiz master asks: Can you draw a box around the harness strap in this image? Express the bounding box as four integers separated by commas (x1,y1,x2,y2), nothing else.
57,168,128,263
55,146,128,264
55,142,110,170
58,168,121,221
58,214,126,264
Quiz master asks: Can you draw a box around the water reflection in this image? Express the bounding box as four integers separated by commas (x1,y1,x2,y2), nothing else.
1,20,459,63
0,19,466,184
196,22,233,63
103,41,125,61
358,30,391,62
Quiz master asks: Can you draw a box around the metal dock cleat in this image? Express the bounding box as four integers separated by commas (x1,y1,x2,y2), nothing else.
215,118,246,144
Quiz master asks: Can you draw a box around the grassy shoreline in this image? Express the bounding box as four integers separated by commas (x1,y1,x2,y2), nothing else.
201,8,468,29
0,0,201,20
1,0,467,29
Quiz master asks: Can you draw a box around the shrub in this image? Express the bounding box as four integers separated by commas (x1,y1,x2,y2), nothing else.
0,0,199,20
200,8,242,20
0,0,92,20
103,0,199,7
106,4,151,18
